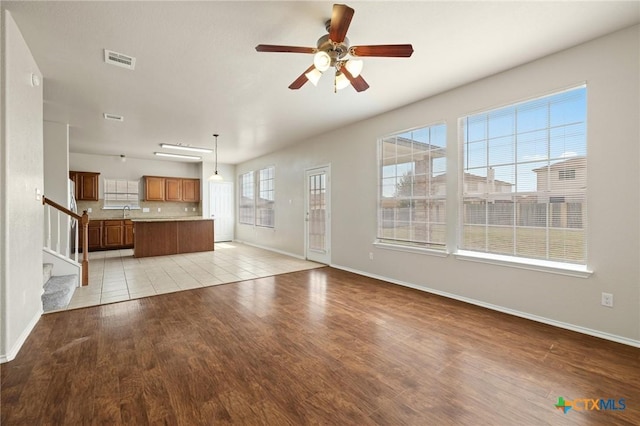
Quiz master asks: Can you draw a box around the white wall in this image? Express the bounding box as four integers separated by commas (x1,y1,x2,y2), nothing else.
1,11,45,362
236,25,640,344
43,121,69,204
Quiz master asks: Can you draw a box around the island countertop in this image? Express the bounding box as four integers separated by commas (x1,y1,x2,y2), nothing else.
130,216,212,223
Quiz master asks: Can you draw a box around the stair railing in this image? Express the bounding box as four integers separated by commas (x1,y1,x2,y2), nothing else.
42,196,89,286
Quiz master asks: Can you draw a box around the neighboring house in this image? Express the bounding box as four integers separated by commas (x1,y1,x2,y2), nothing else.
533,156,587,200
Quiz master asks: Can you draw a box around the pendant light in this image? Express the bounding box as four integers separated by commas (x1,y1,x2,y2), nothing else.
208,134,223,181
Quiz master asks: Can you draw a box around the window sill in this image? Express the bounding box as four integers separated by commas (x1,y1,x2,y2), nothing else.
373,240,449,257
455,250,592,278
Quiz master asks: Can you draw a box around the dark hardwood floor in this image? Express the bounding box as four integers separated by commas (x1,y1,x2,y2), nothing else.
2,267,639,425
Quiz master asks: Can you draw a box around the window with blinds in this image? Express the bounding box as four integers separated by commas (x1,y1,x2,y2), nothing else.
238,172,255,225
256,166,275,228
460,85,587,264
378,123,447,250
104,179,140,209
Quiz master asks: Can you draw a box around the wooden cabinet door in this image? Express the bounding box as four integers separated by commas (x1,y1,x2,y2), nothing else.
182,179,200,202
79,173,99,201
69,171,100,201
124,221,134,247
80,221,103,252
145,176,165,201
87,226,103,249
103,221,124,247
165,178,182,201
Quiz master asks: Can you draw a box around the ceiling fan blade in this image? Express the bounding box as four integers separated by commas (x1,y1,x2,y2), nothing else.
350,44,414,57
255,44,316,54
341,67,369,92
288,65,316,90
329,4,355,43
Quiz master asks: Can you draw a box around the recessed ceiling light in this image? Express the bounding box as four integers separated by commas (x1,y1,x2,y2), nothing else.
154,152,201,161
160,143,212,153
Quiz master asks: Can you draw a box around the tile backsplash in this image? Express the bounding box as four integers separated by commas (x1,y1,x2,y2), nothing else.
77,200,202,220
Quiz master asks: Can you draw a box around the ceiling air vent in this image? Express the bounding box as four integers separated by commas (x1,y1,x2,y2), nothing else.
104,49,136,70
103,113,124,122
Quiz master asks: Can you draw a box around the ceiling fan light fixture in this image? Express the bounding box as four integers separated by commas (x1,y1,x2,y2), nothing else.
305,68,323,86
345,59,363,78
335,72,351,90
313,51,331,72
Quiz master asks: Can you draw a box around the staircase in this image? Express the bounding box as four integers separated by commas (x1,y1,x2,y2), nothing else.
42,263,78,312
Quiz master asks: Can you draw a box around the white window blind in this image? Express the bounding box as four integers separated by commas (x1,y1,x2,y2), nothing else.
238,172,255,225
256,166,275,228
378,123,447,250
104,179,140,208
460,85,587,264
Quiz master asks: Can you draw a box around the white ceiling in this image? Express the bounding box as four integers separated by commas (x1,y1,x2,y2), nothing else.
4,1,639,165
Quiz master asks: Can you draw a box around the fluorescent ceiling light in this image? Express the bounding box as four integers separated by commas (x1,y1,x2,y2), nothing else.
154,152,201,161
160,143,212,153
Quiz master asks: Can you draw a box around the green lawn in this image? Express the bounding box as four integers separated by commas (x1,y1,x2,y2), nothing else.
379,224,585,263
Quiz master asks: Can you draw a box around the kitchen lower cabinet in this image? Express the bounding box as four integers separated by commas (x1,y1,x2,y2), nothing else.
80,220,134,252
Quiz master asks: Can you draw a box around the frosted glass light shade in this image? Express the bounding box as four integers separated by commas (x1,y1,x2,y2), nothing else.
208,172,223,181
305,68,323,86
345,59,363,78
313,51,331,72
335,72,350,90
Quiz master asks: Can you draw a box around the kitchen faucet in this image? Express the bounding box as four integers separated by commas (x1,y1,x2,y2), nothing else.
122,205,131,219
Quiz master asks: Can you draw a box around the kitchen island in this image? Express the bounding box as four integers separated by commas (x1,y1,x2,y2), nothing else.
132,217,214,258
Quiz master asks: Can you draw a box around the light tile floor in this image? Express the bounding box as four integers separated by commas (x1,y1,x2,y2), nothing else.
59,242,322,312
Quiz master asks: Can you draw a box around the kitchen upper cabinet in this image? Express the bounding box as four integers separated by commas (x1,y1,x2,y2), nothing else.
143,176,200,202
144,176,165,201
182,179,200,202
165,178,182,202
70,171,100,201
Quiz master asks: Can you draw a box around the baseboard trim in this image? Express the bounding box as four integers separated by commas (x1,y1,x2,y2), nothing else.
232,240,305,260
330,263,640,348
0,307,43,363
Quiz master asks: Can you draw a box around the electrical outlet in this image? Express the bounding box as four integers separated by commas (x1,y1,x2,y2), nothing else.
184,207,188,212
143,208,150,213
157,208,161,213
87,208,92,213
601,292,614,308
369,252,374,260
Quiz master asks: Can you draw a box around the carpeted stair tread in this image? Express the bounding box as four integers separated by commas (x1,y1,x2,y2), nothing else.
42,274,77,312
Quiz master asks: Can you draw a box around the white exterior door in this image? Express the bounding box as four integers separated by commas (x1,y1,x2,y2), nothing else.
209,181,234,242
305,166,331,264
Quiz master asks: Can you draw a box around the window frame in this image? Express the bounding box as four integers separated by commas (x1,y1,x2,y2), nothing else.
375,122,448,254
457,85,589,270
238,167,276,228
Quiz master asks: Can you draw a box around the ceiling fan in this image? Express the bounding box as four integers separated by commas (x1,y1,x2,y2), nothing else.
255,3,414,92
